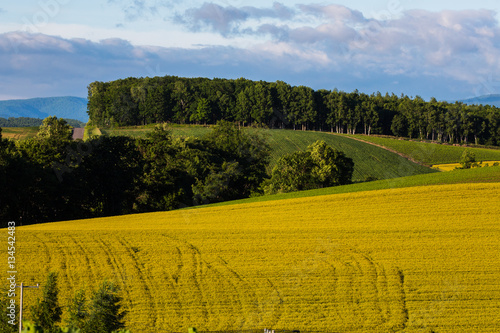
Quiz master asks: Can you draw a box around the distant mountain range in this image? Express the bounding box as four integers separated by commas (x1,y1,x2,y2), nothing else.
0,96,88,122
456,94,500,107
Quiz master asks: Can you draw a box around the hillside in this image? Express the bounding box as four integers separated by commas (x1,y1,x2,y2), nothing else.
348,134,500,165
101,126,438,182
0,96,88,122
14,182,500,332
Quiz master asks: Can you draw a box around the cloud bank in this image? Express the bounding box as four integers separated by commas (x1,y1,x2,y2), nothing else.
178,3,500,77
2,4,500,100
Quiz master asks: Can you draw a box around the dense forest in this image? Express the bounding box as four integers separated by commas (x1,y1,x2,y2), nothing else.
88,76,500,146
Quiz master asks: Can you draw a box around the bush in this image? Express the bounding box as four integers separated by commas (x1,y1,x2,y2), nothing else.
457,150,480,169
263,140,354,194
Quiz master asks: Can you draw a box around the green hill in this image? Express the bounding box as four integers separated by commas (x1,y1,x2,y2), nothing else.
101,125,437,182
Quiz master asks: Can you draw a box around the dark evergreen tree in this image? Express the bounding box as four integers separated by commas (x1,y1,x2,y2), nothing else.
30,272,62,333
83,281,126,333
65,289,88,331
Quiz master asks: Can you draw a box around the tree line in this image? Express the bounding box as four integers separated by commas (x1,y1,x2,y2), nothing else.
0,117,85,128
88,75,500,146
0,118,267,225
0,117,353,225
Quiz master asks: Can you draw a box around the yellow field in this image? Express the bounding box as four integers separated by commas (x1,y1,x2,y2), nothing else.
433,161,500,171
8,183,500,332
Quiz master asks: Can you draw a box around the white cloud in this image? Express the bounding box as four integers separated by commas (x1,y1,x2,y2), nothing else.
178,2,296,35
299,4,366,23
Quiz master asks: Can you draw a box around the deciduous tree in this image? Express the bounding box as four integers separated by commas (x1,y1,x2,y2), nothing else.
263,140,353,194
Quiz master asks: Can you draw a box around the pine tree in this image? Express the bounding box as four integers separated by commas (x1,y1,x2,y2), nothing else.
66,289,87,330
30,272,62,333
83,281,126,333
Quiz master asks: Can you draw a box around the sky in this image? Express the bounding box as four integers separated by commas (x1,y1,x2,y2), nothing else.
1,0,500,101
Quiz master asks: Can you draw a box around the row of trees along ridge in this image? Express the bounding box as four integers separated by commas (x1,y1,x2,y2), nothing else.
87,75,500,146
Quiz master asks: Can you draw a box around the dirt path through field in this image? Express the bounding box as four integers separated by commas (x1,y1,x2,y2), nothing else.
329,133,432,168
72,127,84,140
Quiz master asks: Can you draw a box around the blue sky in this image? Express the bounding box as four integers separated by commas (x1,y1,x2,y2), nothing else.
1,1,500,101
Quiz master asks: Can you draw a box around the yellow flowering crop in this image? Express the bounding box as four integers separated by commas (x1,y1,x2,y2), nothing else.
8,183,500,332
433,161,500,171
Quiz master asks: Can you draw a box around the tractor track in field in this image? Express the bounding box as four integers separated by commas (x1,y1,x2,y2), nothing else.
116,236,159,330
287,244,408,332
159,235,276,330
67,234,95,280
332,133,433,168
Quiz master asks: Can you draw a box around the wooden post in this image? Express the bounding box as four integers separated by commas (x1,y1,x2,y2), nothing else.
16,283,39,333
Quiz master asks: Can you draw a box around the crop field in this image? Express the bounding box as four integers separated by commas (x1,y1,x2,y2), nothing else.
102,126,437,182
348,134,500,165
432,161,500,171
11,182,500,332
0,126,39,140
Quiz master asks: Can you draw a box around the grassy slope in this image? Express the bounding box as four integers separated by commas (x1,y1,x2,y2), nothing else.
1,126,39,140
83,125,102,141
15,182,500,332
103,126,437,182
348,134,500,165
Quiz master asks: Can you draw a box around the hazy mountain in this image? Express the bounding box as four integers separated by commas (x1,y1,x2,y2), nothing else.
456,94,500,107
0,96,88,122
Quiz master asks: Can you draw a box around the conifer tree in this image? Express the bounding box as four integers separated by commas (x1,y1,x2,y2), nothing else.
83,281,126,333
65,289,87,331
30,272,62,333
